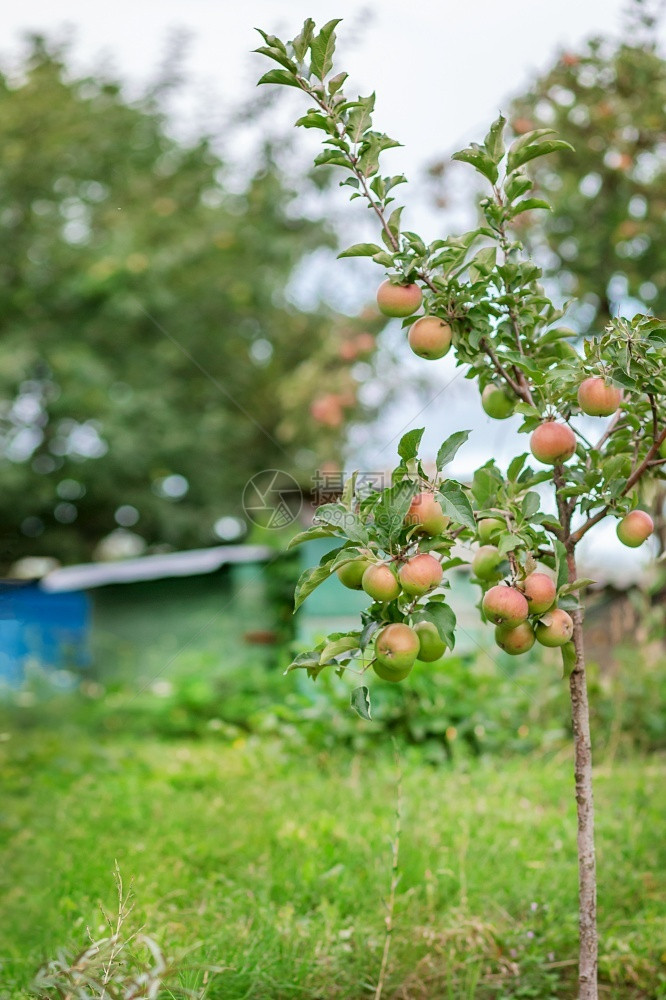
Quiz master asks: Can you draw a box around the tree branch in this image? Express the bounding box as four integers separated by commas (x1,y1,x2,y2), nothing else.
479,338,525,400
570,425,666,544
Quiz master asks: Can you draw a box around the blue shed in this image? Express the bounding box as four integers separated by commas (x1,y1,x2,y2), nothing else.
0,544,274,684
0,582,90,682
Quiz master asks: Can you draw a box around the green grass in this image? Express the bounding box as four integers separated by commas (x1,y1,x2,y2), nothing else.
1,729,665,999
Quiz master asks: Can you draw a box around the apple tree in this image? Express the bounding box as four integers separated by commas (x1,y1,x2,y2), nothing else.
256,19,666,1000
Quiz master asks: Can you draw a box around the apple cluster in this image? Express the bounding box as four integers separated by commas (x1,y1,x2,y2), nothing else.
472,517,570,654
335,490,450,682
376,277,656,549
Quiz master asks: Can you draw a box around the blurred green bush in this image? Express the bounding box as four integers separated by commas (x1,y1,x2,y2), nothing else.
2,639,664,761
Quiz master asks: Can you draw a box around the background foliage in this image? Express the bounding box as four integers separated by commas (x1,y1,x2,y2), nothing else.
0,38,383,569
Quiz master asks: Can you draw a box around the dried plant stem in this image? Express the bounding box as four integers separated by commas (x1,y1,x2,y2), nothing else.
374,742,403,1000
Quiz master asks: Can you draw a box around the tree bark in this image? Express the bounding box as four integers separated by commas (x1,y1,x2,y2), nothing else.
566,548,598,999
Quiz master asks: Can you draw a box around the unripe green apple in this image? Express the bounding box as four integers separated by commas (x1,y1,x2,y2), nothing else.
482,585,529,627
408,316,452,360
659,438,666,460
477,517,504,543
472,545,503,581
362,563,401,601
495,620,535,655
530,421,577,465
373,659,413,682
616,509,654,548
520,571,556,615
535,608,574,647
376,280,422,318
374,622,420,675
405,492,449,536
577,377,622,417
398,553,443,596
336,558,373,590
414,621,446,662
481,384,514,419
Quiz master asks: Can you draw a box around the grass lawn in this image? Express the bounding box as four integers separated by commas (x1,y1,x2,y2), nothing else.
1,729,664,999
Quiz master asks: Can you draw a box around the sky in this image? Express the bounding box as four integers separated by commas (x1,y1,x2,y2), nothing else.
3,0,661,577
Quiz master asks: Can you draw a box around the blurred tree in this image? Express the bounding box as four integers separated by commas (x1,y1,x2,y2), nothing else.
0,38,382,568
506,0,666,329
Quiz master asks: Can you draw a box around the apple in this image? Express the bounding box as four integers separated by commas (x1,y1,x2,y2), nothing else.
482,585,529,627
472,545,503,581
577,377,622,417
405,492,448,536
530,421,577,465
414,621,446,662
520,572,556,615
481,384,514,419
495,620,535,655
362,563,401,601
310,394,344,427
408,316,452,360
373,659,413,682
477,517,504,543
376,280,422,318
398,553,443,596
354,332,375,355
336,558,373,590
535,608,574,647
616,510,654,548
659,438,666,460
374,622,420,675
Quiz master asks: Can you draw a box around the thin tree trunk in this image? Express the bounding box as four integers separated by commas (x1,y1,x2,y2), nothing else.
566,548,598,999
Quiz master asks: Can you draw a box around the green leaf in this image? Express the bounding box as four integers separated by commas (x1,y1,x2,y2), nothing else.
328,71,348,94
468,245,496,278
611,368,637,389
253,46,297,73
340,472,358,509
310,18,342,79
320,634,361,663
294,561,335,611
287,525,338,549
418,601,456,650
357,133,401,178
359,619,381,650
438,483,476,530
346,93,375,143
553,540,569,592
285,649,327,679
452,145,498,184
351,685,372,720
294,111,330,130
507,453,528,481
561,641,577,679
337,242,383,259
314,504,369,544
314,149,351,169
291,18,316,63
497,533,520,557
373,479,418,541
372,250,394,267
472,465,502,508
521,491,541,519
484,114,506,163
507,198,551,219
507,139,574,173
398,427,425,462
436,430,470,470
257,69,302,90
558,578,595,597
387,206,403,239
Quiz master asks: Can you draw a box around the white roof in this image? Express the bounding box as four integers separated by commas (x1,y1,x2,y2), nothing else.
40,544,273,593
